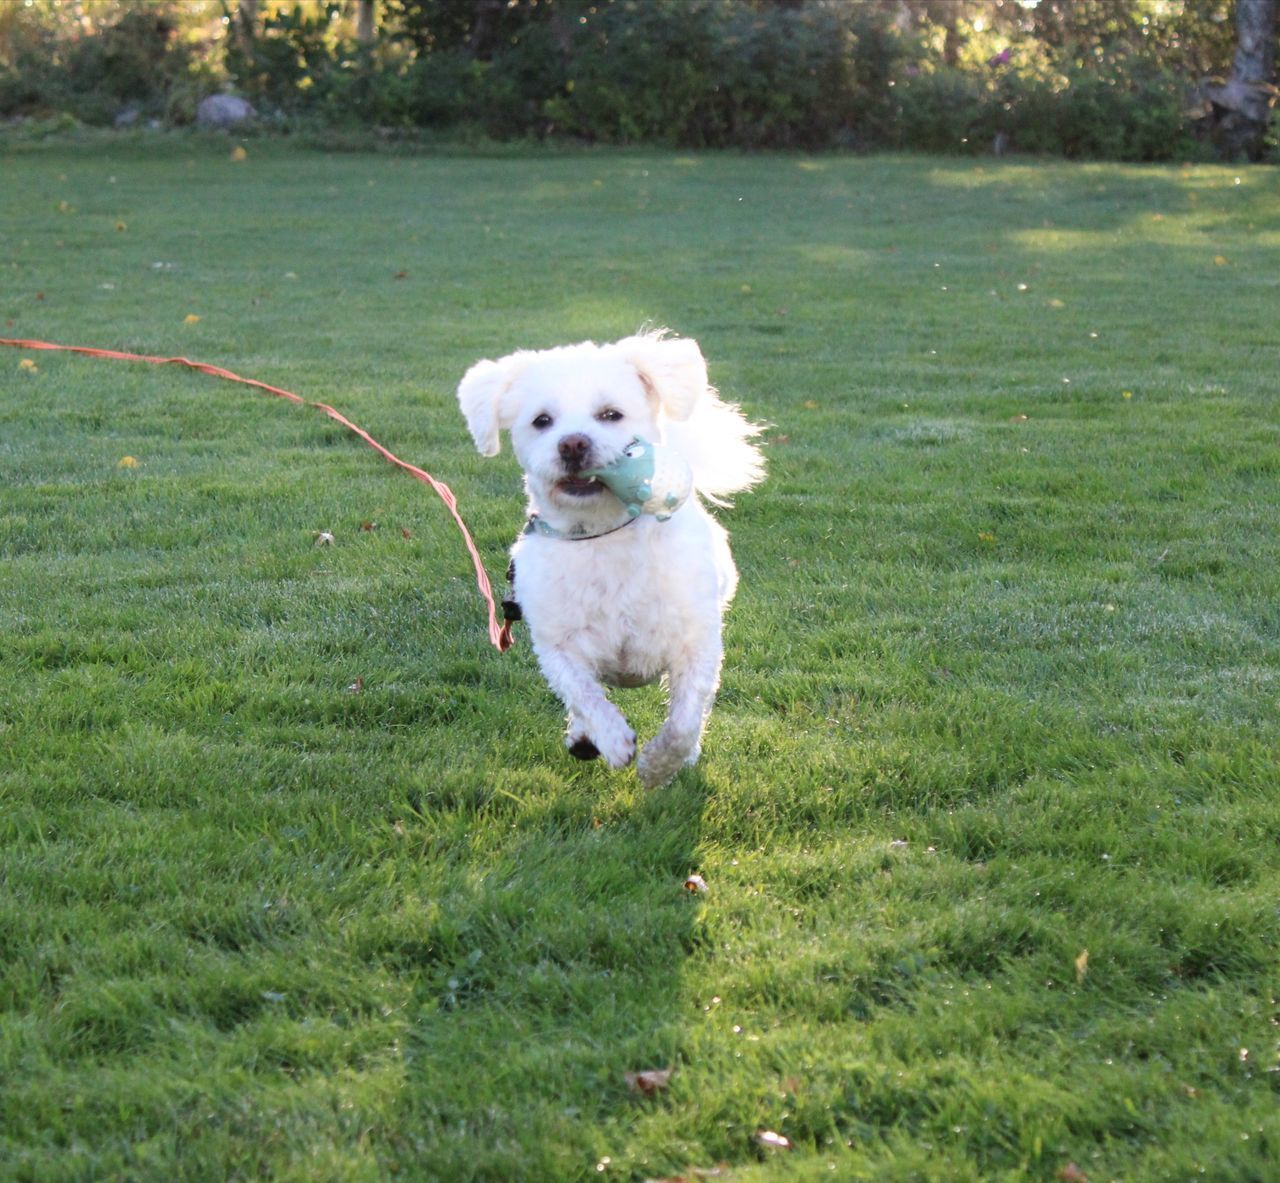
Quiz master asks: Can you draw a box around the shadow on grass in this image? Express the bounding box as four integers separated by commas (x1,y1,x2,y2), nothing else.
370,743,711,1179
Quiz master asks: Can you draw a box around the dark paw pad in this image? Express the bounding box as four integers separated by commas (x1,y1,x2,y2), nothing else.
568,737,600,761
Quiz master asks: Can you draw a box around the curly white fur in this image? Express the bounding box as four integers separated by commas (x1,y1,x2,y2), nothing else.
457,331,764,787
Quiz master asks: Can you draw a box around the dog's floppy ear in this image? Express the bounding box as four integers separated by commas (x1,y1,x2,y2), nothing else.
615,331,708,422
457,353,528,457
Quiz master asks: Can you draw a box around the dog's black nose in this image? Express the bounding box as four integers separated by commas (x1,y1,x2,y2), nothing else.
558,433,592,469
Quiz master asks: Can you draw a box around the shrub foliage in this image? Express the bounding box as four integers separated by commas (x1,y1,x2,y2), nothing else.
0,0,1274,160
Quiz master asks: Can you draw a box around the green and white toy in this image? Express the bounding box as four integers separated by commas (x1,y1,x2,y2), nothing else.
584,437,694,521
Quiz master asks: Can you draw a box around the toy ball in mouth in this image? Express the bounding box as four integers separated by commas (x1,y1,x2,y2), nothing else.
583,437,693,521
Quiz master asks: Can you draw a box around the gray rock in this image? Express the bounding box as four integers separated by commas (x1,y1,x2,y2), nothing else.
196,94,256,130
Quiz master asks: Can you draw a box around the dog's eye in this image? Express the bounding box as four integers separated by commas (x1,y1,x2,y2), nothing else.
531,413,553,430
597,408,624,423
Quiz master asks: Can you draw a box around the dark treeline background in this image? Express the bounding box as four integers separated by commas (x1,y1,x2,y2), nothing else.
1,1,1276,160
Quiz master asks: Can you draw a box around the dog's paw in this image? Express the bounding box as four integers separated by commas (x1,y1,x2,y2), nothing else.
593,719,637,770
637,740,690,789
567,736,600,761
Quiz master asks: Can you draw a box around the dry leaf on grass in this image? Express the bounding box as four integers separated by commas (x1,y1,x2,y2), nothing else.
1075,949,1089,984
1056,1164,1088,1183
684,874,708,894
625,1067,674,1097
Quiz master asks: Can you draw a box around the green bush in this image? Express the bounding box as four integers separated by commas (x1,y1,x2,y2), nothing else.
541,1,720,145
540,0,903,149
400,50,489,129
0,6,208,125
0,0,1251,161
1004,60,1196,161
894,67,992,154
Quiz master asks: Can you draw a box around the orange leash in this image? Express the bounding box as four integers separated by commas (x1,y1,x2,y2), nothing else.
1,336,513,652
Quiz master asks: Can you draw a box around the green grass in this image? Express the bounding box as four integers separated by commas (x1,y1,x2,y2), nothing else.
2,135,1279,1183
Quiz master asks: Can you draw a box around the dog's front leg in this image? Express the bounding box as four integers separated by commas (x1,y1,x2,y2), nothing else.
535,647,637,769
637,637,723,789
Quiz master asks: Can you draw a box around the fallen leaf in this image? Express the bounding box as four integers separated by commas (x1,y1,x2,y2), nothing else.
115,221,127,232
755,1131,792,1151
1056,1164,1088,1183
1075,949,1089,984
1213,255,1228,266
1046,297,1065,308
346,677,364,695
400,527,413,539
684,874,708,894
19,358,38,373
1181,1083,1199,1098
184,313,201,324
360,521,377,531
1009,413,1029,422
116,455,140,469
978,532,996,543
625,1067,674,1096
394,270,408,280
230,145,248,162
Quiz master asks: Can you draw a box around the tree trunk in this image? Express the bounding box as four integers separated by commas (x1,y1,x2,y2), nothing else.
237,0,259,36
1202,0,1277,159
233,0,259,53
356,0,376,46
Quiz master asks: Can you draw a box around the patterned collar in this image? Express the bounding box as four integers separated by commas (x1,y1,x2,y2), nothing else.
524,511,641,541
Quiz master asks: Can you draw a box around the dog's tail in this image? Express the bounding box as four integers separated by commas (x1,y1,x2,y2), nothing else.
664,391,766,507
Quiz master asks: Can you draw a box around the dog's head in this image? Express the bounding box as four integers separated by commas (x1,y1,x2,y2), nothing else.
457,332,707,519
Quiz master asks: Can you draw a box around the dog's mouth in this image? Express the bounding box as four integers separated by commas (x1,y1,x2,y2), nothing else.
555,475,605,497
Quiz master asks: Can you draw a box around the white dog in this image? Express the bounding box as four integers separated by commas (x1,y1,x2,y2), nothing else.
457,331,764,788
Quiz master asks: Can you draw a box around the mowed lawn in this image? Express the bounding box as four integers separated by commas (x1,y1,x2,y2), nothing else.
2,136,1278,1183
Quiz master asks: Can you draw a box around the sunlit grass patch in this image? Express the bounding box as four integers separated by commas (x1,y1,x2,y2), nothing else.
2,140,1278,1182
